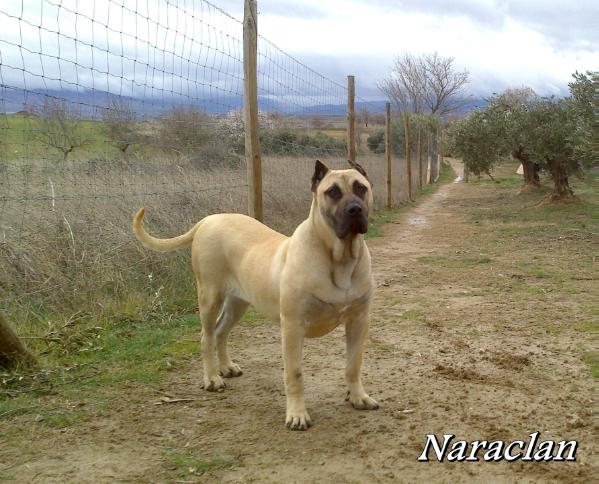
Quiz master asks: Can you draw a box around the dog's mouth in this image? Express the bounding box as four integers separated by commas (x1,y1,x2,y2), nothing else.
321,196,369,239
335,212,368,239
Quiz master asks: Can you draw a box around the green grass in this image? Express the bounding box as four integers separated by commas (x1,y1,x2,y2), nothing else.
471,177,523,185
582,352,599,378
0,310,202,427
241,308,266,325
165,449,238,477
367,209,403,238
418,255,492,268
577,320,599,333
400,309,426,322
0,316,195,417
498,225,557,234
41,409,90,429
544,320,599,337
470,174,599,230
1,113,119,161
510,261,567,280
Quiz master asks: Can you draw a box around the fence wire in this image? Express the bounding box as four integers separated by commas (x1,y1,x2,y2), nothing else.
0,0,418,326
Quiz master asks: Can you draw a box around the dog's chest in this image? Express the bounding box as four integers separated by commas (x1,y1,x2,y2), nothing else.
303,292,369,338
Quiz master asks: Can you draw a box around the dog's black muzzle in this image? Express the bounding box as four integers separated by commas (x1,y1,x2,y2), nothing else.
335,200,369,238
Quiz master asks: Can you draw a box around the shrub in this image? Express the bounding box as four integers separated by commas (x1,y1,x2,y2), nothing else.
367,130,385,153
366,121,406,155
260,130,345,156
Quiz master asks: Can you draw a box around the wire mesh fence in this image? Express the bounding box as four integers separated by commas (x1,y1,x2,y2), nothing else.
0,0,436,328
0,0,255,323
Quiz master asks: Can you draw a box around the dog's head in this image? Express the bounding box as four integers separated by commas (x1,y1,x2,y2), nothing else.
311,159,373,239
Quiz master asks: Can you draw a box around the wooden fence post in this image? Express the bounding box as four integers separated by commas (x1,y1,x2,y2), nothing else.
385,102,392,209
243,0,263,221
347,75,356,162
404,112,412,200
436,123,443,182
417,127,423,190
430,127,438,182
427,131,432,184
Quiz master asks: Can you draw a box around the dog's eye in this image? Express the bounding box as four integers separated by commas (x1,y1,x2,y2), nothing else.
326,185,342,200
353,182,367,199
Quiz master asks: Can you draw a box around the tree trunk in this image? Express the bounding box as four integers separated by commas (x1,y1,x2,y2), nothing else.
512,145,540,187
522,160,541,186
0,312,37,369
547,159,574,200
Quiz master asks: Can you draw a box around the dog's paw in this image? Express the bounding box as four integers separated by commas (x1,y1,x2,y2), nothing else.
285,410,312,431
203,375,226,392
220,363,243,378
346,391,379,410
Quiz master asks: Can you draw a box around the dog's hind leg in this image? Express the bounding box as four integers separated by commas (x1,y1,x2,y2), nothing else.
198,283,226,391
216,296,249,378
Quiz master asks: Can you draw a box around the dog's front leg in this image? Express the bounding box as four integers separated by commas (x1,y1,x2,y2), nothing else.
280,319,312,430
345,311,379,410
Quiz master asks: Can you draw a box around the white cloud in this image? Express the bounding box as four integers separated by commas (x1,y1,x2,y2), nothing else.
255,0,598,97
0,0,596,105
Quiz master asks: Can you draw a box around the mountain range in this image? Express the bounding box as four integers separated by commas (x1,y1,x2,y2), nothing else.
1,87,486,118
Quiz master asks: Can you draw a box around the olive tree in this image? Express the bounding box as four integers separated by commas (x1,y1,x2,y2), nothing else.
486,88,541,187
520,97,580,200
445,109,502,179
567,71,597,171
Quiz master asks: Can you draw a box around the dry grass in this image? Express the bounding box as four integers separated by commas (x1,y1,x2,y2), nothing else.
1,150,421,342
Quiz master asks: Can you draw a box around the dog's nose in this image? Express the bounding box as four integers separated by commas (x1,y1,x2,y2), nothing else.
346,203,362,216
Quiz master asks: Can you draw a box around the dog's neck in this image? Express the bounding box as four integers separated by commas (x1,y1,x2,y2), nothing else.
309,200,363,290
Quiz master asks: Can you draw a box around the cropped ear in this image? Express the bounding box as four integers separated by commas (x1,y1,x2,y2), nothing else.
348,159,368,180
311,160,329,192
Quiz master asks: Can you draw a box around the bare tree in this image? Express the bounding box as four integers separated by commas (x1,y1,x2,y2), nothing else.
359,107,370,128
421,52,470,116
32,98,88,161
379,52,470,189
102,96,138,155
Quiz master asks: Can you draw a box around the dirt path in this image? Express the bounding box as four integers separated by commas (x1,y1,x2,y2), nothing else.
7,160,596,482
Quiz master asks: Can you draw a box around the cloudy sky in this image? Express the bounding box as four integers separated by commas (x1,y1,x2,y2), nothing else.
1,0,596,107
222,0,598,98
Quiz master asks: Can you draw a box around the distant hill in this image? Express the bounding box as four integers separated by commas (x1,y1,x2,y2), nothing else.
1,87,486,118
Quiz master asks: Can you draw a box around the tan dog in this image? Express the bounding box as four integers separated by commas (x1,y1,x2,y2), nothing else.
133,160,378,430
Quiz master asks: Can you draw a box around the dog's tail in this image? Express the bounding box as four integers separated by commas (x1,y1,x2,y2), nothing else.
133,208,202,252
